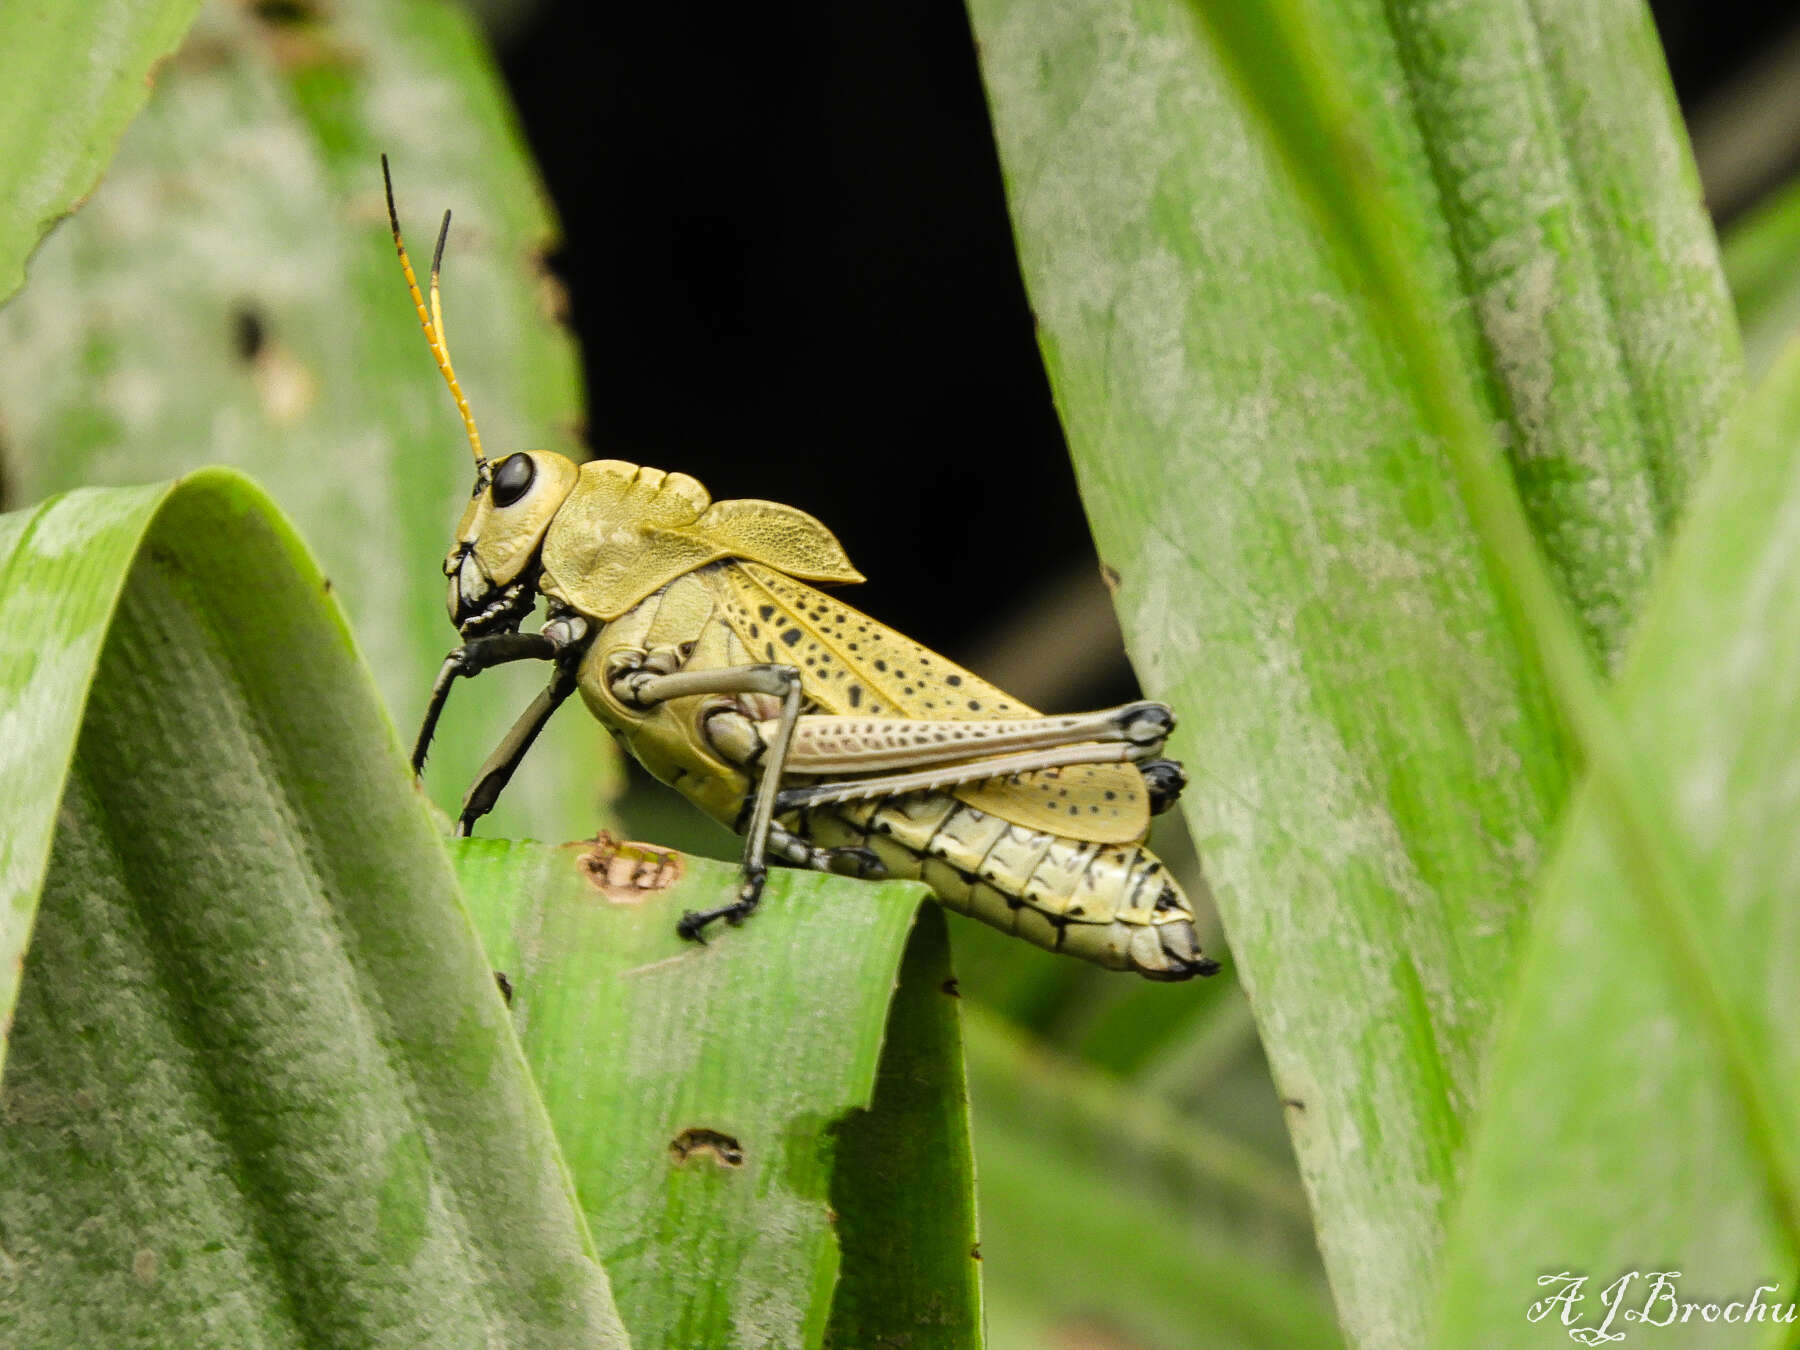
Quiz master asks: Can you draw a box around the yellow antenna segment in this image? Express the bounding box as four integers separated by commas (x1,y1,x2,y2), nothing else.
381,154,486,469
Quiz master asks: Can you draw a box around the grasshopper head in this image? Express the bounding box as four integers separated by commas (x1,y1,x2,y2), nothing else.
444,450,580,635
380,160,583,638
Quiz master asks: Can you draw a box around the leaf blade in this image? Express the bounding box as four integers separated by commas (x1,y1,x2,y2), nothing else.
966,0,1738,1342
1438,347,1800,1345
453,837,982,1350
0,473,628,1345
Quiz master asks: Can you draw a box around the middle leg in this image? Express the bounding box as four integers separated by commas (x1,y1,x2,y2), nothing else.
609,661,806,940
455,659,580,836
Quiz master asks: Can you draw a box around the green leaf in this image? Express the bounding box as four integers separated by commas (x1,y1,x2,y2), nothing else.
0,0,203,305
0,473,626,1344
0,0,613,842
966,0,1738,1343
1724,173,1800,378
452,838,983,1350
1437,346,1800,1345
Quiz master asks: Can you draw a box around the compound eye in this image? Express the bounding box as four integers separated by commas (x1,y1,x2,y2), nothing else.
490,453,535,508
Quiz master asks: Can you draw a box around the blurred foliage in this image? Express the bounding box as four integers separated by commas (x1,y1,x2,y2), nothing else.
1724,172,1800,376
0,0,203,303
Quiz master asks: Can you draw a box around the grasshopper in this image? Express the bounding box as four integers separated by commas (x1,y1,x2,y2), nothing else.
386,161,1218,981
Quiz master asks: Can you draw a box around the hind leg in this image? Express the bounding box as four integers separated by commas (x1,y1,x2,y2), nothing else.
765,822,886,879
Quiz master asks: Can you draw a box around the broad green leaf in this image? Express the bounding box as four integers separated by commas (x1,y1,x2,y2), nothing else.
0,0,612,842
967,0,1738,1343
0,0,203,305
1437,348,1800,1347
964,1009,1339,1350
0,473,626,1344
1724,173,1800,377
453,839,982,1350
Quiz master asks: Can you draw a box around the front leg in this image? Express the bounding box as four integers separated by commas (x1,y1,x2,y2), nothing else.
413,629,560,776
417,613,591,836
610,661,804,942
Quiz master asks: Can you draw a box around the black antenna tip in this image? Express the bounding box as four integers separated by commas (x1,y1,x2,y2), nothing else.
380,153,400,234
431,210,452,277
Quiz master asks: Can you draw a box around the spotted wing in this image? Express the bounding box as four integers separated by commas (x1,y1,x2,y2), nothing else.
708,561,1152,844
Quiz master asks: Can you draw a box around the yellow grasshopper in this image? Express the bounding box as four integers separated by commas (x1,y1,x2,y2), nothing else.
385,161,1217,981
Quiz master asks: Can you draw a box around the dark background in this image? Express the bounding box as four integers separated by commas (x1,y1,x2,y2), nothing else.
480,0,1800,703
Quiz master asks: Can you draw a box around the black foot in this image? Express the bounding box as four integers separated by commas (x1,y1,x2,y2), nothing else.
677,866,766,942
1138,758,1187,815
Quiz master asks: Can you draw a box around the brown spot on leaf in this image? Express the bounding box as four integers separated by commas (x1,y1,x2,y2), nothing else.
940,978,960,998
669,1127,744,1168
1098,561,1122,595
575,830,683,902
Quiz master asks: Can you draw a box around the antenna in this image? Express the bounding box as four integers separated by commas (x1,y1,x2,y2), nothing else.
381,154,486,470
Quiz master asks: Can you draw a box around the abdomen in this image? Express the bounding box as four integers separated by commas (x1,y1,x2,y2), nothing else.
795,794,1212,979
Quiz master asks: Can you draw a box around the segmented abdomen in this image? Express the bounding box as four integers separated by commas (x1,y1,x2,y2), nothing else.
796,793,1189,972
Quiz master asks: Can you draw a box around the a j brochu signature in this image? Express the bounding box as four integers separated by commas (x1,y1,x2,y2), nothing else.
1531,1272,1797,1344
